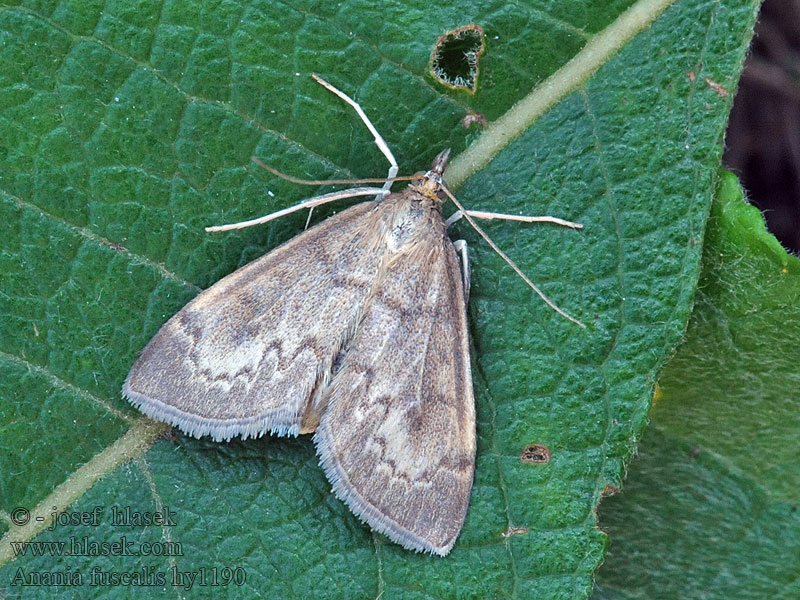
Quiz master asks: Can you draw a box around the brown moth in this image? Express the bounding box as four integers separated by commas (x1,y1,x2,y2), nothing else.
123,75,582,557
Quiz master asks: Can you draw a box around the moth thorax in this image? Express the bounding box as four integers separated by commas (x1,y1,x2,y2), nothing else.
386,198,437,253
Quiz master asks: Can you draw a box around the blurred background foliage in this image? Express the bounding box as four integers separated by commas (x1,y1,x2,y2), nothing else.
725,0,800,253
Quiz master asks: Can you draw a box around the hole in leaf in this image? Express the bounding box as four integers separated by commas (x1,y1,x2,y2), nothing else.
430,25,485,93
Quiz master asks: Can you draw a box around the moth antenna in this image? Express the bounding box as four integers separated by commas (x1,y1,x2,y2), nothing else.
205,187,386,233
312,73,399,194
439,185,586,328
250,156,417,186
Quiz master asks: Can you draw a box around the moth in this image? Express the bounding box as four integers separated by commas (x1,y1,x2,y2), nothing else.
123,75,583,556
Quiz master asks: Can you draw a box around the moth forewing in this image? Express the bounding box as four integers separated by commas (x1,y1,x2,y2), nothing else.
123,200,386,441
314,182,475,556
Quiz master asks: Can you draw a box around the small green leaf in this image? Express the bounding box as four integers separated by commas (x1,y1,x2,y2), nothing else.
0,1,761,598
593,171,800,599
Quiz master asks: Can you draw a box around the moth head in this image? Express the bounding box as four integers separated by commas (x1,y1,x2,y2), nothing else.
414,148,451,201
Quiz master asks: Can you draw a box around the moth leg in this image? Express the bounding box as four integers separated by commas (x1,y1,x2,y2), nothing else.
447,209,582,230
440,184,585,328
304,207,315,230
312,74,399,196
446,210,464,229
452,239,471,305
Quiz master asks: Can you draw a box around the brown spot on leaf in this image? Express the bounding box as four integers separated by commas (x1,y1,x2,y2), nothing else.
462,113,487,128
687,70,696,82
704,77,729,97
104,239,127,252
521,443,550,464
501,525,529,538
602,485,620,496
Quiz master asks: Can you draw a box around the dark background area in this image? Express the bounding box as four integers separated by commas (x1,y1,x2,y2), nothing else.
724,0,800,254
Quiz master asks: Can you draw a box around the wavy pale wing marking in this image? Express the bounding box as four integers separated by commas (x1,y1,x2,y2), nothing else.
124,201,382,441
314,236,475,556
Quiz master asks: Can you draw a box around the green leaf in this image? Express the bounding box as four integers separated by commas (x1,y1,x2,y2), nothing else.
592,171,800,599
0,1,760,598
